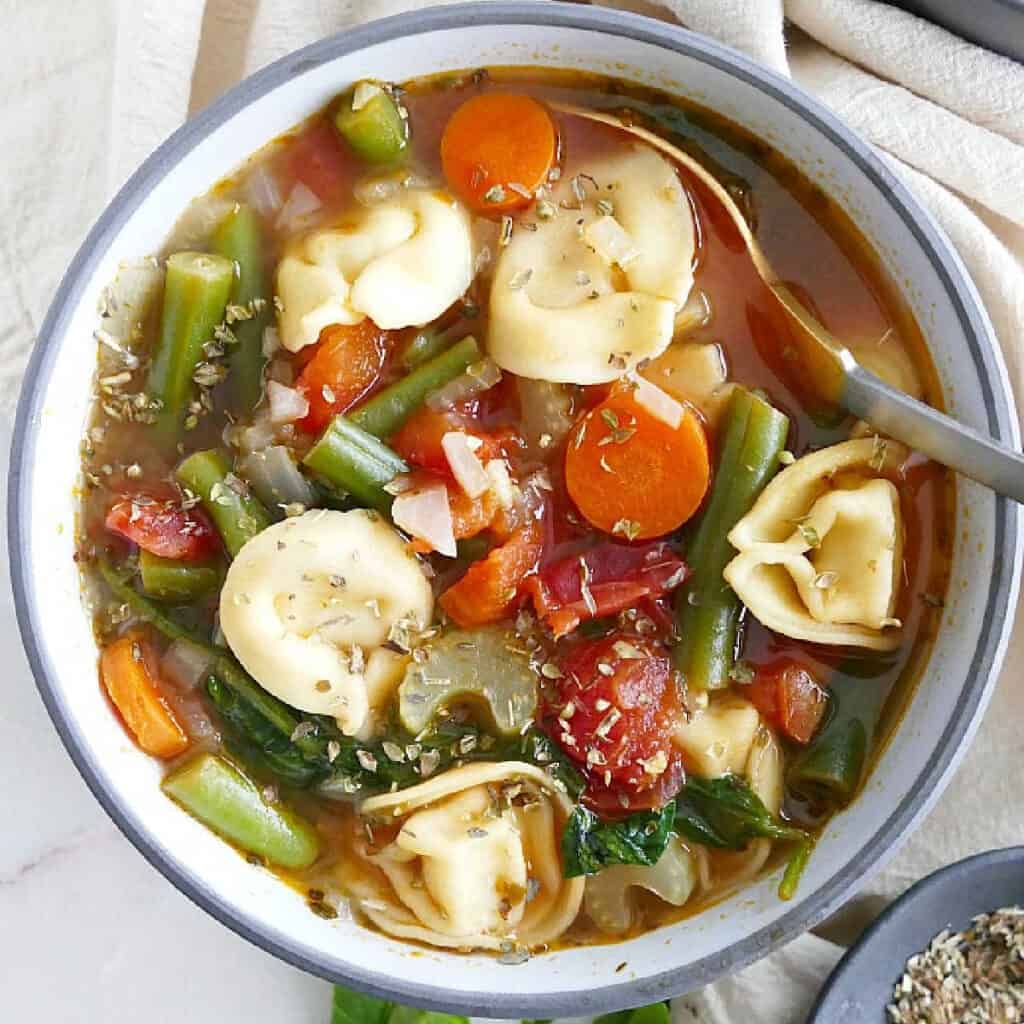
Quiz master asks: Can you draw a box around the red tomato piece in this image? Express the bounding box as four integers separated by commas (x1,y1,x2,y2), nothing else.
439,518,543,627
391,406,519,476
746,658,829,745
105,496,220,561
547,634,684,811
296,321,390,434
287,118,355,202
528,541,688,638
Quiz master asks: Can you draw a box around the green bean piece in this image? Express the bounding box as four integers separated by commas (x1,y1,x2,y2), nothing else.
176,449,273,557
211,205,270,415
161,753,321,869
334,82,409,164
350,335,480,438
673,388,790,689
302,414,408,512
138,550,220,602
788,667,890,805
98,557,203,645
147,251,235,438
401,328,451,370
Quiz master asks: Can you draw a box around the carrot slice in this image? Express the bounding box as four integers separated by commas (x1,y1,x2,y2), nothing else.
296,321,390,434
410,483,500,554
100,634,189,759
440,93,557,214
565,388,710,540
439,520,543,626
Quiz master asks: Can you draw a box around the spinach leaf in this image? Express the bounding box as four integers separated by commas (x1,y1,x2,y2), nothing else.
674,775,804,849
331,986,468,1024
331,986,394,1024
596,1002,670,1024
562,801,676,878
674,774,812,900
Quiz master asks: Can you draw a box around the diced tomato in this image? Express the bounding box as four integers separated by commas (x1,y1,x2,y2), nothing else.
528,541,688,638
296,321,390,434
546,634,684,812
408,474,501,553
746,658,829,744
391,406,520,476
105,496,220,561
439,518,543,626
287,118,355,202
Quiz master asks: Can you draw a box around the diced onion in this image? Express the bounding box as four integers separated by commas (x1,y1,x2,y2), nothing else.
161,639,215,692
262,326,281,357
239,446,316,509
442,432,490,499
632,375,684,429
425,357,502,411
485,459,518,510
393,483,456,557
352,81,383,111
234,412,277,454
584,214,640,267
266,380,309,424
354,175,402,206
245,164,283,218
675,288,712,337
275,182,322,232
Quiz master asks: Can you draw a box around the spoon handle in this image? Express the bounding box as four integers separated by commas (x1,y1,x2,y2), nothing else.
844,366,1024,503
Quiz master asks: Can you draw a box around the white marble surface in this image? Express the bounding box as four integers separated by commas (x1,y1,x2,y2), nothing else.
0,417,330,1022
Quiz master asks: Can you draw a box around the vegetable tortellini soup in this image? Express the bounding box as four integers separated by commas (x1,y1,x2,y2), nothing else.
78,70,953,955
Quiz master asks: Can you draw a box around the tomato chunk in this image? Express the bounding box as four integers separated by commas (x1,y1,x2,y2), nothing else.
439,518,543,626
391,406,518,476
105,496,220,561
287,118,356,202
746,658,829,744
547,634,684,812
528,541,688,638
296,321,389,434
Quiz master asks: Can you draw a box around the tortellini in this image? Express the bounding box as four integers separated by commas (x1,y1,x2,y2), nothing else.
276,189,474,350
672,696,761,778
350,762,584,951
642,341,732,425
584,836,697,935
724,438,907,650
488,144,696,384
219,509,433,734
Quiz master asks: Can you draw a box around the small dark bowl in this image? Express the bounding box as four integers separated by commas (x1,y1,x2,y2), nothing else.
808,846,1024,1022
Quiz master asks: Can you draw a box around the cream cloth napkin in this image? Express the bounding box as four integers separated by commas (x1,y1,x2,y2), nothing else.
2,1,1023,1021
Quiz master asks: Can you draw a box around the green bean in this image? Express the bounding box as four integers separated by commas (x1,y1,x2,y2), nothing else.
401,328,452,370
176,449,273,557
788,665,891,805
351,335,480,438
98,557,203,645
147,251,235,438
162,753,321,869
138,550,220,602
334,82,409,164
672,388,790,689
211,205,270,415
303,414,408,512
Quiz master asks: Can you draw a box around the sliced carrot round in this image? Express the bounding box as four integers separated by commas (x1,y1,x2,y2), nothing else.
440,93,557,214
565,389,710,540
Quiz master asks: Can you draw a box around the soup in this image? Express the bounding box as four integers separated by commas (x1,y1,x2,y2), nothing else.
75,68,951,956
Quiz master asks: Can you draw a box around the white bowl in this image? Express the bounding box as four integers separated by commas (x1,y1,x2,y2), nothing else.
8,2,1021,1015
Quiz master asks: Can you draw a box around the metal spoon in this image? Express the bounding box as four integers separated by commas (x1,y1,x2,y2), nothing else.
554,102,1024,503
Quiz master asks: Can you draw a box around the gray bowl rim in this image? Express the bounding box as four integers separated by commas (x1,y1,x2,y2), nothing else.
7,1,1021,1015
807,845,1024,1021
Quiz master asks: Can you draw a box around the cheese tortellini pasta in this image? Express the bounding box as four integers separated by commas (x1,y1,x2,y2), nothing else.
672,696,762,778
724,438,908,650
348,762,584,951
219,509,433,734
488,144,696,383
276,189,474,350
